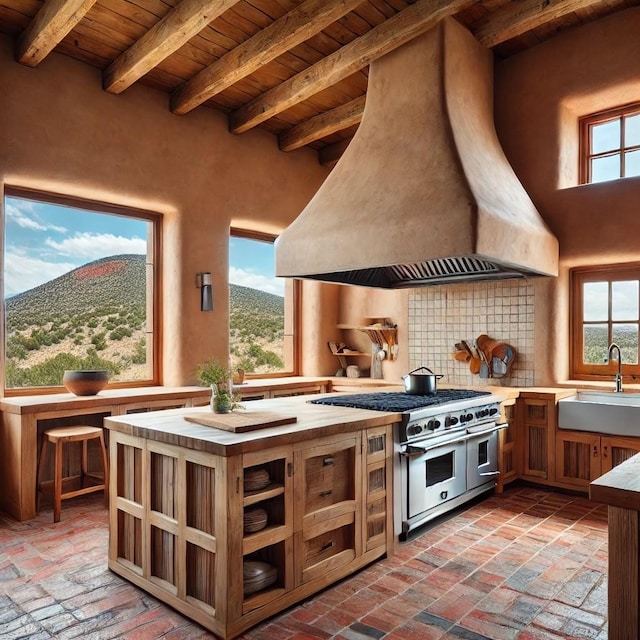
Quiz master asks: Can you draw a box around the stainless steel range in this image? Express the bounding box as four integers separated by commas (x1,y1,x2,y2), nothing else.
311,390,507,539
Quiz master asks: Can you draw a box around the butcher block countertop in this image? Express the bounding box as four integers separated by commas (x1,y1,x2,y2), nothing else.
590,453,640,511
103,394,403,457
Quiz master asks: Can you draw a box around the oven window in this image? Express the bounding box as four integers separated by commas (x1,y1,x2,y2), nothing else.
478,440,488,466
425,451,454,487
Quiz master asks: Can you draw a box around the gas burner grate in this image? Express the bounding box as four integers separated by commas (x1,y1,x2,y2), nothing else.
310,390,491,413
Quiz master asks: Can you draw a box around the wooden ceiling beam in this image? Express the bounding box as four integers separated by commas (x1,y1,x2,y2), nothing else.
16,0,98,67
274,0,605,152
103,0,240,94
229,0,475,134
279,95,365,151
171,0,365,115
474,0,608,47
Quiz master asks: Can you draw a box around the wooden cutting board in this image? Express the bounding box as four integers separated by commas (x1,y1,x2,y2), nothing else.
184,411,297,433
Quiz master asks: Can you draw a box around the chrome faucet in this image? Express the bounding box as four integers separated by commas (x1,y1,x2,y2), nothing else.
607,343,623,393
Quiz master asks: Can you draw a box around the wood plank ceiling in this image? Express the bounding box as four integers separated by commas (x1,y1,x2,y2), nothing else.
1,0,638,165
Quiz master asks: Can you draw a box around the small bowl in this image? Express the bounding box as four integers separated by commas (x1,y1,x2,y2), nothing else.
62,370,110,396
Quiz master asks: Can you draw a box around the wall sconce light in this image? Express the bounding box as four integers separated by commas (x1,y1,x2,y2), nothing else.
196,272,213,312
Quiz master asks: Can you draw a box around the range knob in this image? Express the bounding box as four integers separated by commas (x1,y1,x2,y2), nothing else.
466,413,474,421
489,407,499,416
408,424,423,436
427,419,440,430
445,416,458,428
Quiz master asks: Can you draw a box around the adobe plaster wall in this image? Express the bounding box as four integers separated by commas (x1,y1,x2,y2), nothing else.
0,36,329,386
494,6,640,384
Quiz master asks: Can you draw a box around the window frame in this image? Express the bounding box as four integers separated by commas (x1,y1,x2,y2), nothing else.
2,186,162,395
579,101,640,184
229,228,300,379
570,263,640,381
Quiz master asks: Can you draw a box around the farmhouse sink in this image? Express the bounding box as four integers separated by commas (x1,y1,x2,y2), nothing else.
558,391,640,436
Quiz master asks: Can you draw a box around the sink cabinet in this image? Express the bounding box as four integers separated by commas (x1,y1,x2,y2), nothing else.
108,423,393,639
556,431,640,490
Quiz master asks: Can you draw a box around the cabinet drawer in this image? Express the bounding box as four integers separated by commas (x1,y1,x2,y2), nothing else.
303,447,356,515
297,512,356,584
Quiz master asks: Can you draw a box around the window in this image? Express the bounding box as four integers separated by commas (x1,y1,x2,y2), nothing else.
229,230,298,377
580,103,640,184
571,264,640,380
3,188,159,392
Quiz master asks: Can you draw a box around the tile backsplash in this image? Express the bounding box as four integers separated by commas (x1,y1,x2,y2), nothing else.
408,280,535,387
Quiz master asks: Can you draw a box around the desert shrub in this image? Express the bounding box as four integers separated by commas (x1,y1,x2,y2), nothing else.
91,332,107,351
110,326,132,341
132,338,146,364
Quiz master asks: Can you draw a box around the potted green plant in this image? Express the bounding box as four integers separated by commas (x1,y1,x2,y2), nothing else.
196,360,234,413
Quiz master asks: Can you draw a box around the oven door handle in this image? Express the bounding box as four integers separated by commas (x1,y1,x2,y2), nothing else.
400,435,470,456
466,422,507,438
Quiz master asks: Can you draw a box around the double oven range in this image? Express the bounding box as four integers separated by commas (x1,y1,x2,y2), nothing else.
312,389,506,539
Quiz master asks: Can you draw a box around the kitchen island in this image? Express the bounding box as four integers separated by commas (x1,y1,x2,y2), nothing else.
590,453,640,639
104,395,399,640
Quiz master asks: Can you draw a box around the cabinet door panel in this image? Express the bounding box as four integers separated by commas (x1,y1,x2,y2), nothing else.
555,432,600,489
294,435,360,532
524,424,548,479
296,512,357,584
601,436,640,474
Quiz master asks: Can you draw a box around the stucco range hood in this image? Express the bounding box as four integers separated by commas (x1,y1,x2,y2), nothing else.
275,18,559,288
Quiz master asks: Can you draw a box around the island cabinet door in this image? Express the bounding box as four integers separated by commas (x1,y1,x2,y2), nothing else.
293,433,362,585
108,432,234,637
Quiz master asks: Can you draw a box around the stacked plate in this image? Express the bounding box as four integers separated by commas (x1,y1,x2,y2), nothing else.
244,467,270,492
244,507,268,534
243,561,278,596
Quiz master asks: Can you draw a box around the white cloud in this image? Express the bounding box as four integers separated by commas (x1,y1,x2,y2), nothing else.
5,201,67,233
4,250,77,296
45,232,146,259
229,266,284,296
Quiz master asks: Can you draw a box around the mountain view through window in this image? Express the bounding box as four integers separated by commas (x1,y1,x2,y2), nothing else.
3,193,154,389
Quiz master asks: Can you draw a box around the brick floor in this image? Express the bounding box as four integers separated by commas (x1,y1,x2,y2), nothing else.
0,486,608,639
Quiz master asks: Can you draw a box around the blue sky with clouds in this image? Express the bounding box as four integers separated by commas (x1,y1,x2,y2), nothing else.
4,196,284,298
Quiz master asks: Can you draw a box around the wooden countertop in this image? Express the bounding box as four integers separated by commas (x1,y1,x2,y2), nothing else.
236,376,331,391
0,386,210,415
590,453,640,511
104,394,403,457
517,387,577,401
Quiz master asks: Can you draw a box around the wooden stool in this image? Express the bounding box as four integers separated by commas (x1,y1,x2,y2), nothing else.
37,425,109,522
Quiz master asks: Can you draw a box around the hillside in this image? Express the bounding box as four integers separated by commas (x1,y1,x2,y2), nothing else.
5,255,285,387
229,284,285,374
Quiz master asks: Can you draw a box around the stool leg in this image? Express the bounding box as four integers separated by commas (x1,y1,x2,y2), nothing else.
99,431,109,507
54,439,63,523
36,438,48,513
81,438,88,488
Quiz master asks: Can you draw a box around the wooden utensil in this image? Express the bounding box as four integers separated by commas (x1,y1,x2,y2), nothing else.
469,356,481,374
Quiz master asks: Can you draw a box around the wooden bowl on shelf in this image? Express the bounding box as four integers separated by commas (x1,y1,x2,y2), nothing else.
244,507,268,534
244,467,270,492
62,370,109,396
243,561,277,595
